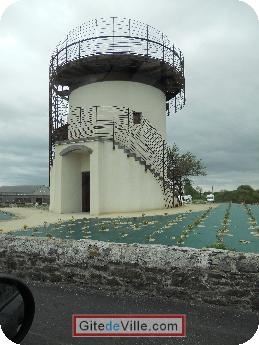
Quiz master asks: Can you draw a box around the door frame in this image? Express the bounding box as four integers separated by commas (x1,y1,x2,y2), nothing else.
82,171,90,212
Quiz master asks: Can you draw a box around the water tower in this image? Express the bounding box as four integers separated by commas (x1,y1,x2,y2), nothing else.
49,17,185,215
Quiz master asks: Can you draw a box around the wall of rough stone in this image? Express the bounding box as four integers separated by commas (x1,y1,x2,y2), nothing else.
0,235,258,312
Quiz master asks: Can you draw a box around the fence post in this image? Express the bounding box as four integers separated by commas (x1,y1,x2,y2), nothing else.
65,35,68,63
163,140,165,192
127,108,130,132
56,48,59,69
78,106,82,124
94,105,98,123
112,17,116,53
79,26,81,59
162,33,164,61
112,122,115,150
172,45,175,68
172,170,175,207
146,25,149,57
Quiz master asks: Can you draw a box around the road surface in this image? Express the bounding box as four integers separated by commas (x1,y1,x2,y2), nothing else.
21,281,258,345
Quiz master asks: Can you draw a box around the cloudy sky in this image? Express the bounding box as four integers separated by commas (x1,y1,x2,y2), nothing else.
0,0,258,191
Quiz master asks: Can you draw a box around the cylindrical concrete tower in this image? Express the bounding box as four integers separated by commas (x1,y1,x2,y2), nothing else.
49,17,185,215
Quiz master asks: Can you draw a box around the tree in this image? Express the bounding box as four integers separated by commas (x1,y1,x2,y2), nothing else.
184,179,201,199
195,186,203,199
237,185,254,193
214,185,259,203
167,143,207,203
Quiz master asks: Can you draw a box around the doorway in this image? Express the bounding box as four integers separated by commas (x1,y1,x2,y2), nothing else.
82,171,90,212
35,197,43,205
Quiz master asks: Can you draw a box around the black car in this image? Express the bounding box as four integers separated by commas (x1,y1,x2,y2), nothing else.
0,275,35,344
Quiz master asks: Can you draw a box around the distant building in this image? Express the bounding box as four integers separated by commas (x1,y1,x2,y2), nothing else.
206,194,215,203
0,185,50,205
180,195,192,204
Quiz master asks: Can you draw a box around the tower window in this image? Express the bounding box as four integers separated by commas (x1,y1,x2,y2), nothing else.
133,111,142,125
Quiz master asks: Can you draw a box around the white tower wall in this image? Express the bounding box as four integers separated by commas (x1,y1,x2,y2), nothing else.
50,141,165,215
68,81,167,138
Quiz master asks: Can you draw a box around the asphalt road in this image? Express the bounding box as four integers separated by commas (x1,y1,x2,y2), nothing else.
21,281,258,345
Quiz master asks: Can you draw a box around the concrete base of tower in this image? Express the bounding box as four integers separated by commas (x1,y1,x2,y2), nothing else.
50,141,165,215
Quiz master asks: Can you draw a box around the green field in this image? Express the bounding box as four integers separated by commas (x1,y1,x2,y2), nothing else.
7,203,259,254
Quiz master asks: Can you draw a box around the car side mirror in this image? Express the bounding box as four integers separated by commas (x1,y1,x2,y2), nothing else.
0,275,35,344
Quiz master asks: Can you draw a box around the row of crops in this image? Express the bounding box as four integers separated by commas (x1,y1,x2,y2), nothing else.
0,211,14,221
223,203,259,253
7,204,259,253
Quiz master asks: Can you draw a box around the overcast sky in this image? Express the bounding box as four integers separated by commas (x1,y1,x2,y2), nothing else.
0,0,258,191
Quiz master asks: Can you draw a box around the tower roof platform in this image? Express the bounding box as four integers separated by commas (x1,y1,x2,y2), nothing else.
53,54,183,101
49,17,186,176
50,17,185,103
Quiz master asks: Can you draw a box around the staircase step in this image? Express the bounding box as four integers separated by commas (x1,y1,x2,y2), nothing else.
114,139,166,188
135,157,145,164
126,152,136,158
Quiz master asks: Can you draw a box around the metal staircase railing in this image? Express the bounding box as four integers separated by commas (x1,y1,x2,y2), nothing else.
68,105,178,208
112,111,177,208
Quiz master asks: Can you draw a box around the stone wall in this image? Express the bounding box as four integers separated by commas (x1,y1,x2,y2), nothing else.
0,235,258,311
